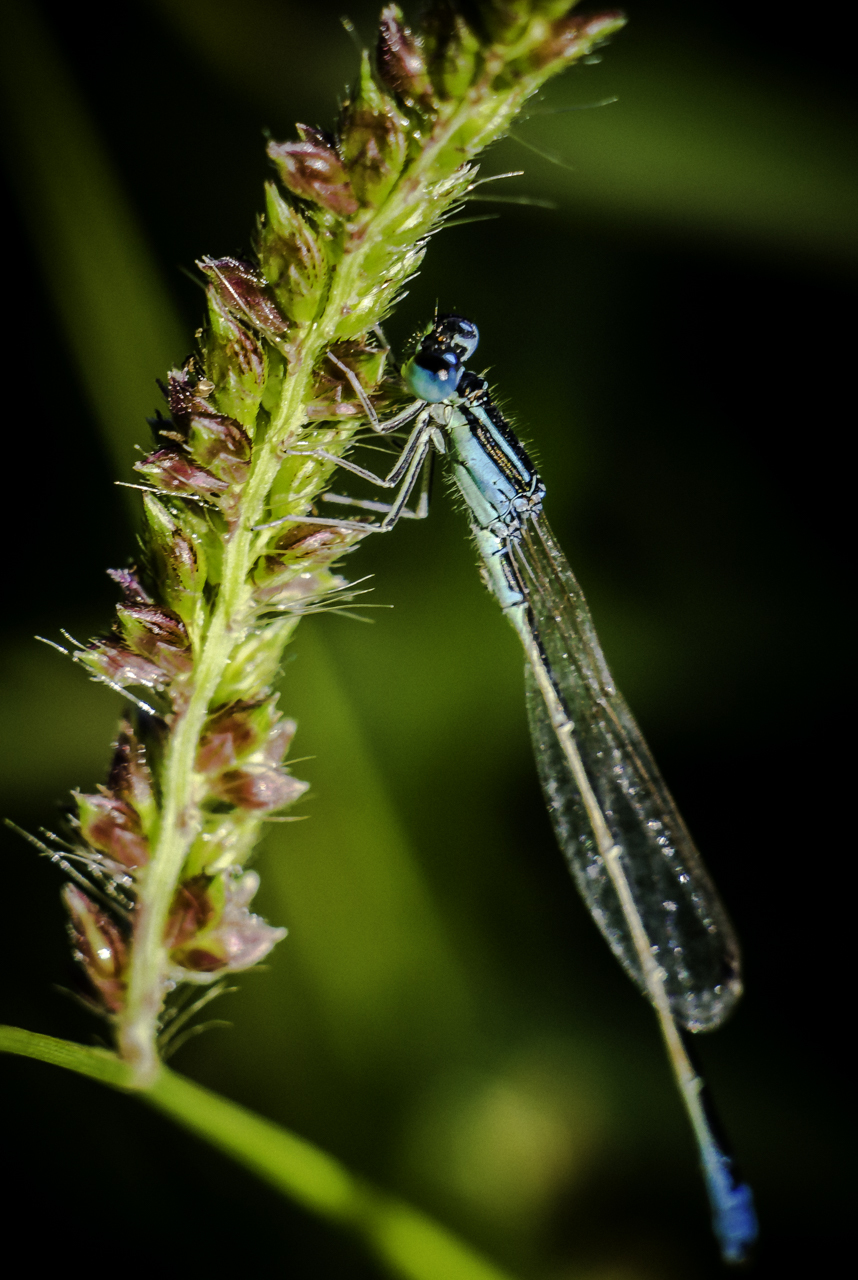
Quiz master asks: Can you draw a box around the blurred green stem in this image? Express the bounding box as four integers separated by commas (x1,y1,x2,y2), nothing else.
0,1025,516,1280
0,0,186,479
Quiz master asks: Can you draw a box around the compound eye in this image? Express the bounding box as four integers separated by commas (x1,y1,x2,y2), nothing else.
436,314,479,360
404,348,462,402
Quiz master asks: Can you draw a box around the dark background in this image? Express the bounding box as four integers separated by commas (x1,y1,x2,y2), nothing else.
0,2,853,1276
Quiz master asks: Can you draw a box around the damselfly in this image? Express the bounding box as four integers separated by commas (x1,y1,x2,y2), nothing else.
265,315,758,1262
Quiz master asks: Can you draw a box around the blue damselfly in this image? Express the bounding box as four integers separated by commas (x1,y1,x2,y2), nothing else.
262,315,758,1262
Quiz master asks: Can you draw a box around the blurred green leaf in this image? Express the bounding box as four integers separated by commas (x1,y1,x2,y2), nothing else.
0,636,120,802
0,0,188,478
262,625,471,1068
149,0,358,121
509,31,858,262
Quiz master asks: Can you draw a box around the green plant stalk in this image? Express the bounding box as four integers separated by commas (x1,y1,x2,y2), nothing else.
120,253,398,1075
0,1026,515,1280
8,0,625,1087
118,356,317,1077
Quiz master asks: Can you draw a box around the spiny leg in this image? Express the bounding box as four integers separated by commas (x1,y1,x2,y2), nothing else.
255,434,435,536
324,448,436,521
283,411,432,490
377,434,436,530
315,433,435,533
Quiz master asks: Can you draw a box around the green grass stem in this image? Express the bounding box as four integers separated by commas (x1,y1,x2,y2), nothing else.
1,1024,517,1280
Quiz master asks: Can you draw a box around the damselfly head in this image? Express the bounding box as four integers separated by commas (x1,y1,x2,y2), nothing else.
434,314,479,360
403,313,479,401
403,346,463,402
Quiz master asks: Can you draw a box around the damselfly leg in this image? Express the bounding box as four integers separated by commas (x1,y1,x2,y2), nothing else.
254,345,442,535
326,351,423,435
323,447,437,523
256,410,442,535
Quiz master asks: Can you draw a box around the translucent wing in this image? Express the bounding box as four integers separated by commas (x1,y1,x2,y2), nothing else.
518,515,741,1031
